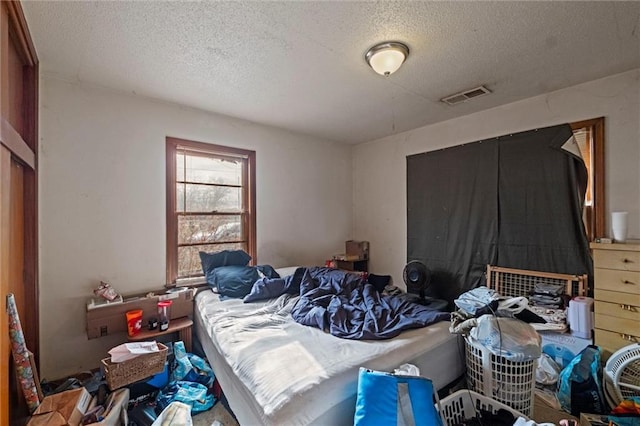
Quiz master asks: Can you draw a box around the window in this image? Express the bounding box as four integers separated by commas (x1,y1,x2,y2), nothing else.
571,117,604,242
166,137,256,285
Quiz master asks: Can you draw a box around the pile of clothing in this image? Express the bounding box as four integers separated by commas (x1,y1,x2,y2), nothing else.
450,287,547,336
450,283,571,334
450,287,542,362
530,281,566,309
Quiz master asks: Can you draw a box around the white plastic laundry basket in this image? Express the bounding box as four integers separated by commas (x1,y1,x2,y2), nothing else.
438,389,528,425
465,337,537,418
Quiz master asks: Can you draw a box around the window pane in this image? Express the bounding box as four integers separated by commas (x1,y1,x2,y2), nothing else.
178,242,246,278
177,153,185,181
184,183,242,212
177,183,185,212
179,153,243,185
178,215,243,245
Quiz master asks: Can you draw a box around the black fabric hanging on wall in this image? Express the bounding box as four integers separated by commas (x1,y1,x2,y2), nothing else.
407,124,592,304
407,140,499,304
496,125,592,278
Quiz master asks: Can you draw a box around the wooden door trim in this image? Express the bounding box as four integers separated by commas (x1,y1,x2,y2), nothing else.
19,14,39,365
0,147,11,426
1,0,40,402
4,1,36,67
0,116,34,169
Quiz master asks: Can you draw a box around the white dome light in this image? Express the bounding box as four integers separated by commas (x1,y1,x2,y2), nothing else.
365,42,409,76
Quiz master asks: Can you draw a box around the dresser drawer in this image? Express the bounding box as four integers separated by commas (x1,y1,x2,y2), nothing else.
595,289,640,306
594,300,640,321
594,268,640,294
595,328,640,358
593,249,640,272
595,313,639,334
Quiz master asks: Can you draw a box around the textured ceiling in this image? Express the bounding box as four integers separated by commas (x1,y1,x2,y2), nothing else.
22,1,640,144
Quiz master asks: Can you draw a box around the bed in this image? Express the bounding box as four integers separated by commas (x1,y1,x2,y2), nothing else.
194,267,464,425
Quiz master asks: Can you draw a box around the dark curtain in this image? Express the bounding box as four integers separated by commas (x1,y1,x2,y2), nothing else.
407,124,592,304
407,141,499,304
496,125,592,277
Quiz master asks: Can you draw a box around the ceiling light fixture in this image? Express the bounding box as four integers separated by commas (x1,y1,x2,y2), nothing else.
365,41,409,76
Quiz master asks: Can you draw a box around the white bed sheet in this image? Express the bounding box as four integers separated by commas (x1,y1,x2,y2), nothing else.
195,286,463,426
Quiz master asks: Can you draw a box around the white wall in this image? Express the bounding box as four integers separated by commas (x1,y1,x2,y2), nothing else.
353,69,640,289
39,77,353,378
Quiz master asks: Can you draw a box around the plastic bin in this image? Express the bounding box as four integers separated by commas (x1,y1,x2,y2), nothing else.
465,337,537,418
437,389,528,425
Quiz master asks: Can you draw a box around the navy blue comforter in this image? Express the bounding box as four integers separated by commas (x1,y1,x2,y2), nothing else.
290,267,449,340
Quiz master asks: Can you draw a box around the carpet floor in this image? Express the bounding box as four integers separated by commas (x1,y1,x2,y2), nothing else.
191,401,239,426
532,393,579,424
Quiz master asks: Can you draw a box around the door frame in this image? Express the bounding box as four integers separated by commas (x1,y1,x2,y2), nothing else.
0,1,38,424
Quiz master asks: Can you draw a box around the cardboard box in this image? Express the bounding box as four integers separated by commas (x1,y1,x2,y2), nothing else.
346,240,369,260
540,331,593,369
579,412,609,426
86,287,195,339
28,387,92,426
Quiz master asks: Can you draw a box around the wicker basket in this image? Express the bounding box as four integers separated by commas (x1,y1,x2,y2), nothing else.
101,342,168,390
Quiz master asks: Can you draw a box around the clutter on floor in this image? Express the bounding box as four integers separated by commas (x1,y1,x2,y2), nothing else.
447,263,640,426
27,339,223,426
27,387,92,425
153,401,193,426
439,389,532,426
451,286,541,417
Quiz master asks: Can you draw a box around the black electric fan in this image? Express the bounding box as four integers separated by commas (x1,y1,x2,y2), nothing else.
402,261,448,310
403,260,431,302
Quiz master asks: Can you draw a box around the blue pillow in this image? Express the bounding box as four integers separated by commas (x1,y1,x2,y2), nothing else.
244,267,306,302
211,265,260,299
199,250,251,284
244,277,289,302
256,265,280,279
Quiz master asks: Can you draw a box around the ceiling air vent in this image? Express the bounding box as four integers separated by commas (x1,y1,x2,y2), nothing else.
441,85,491,106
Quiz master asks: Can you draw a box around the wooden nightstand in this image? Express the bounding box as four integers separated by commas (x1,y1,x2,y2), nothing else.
128,316,193,352
335,259,368,272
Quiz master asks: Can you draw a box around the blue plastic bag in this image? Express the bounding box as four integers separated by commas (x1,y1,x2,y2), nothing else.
171,341,215,387
557,345,606,416
156,381,215,414
353,367,443,426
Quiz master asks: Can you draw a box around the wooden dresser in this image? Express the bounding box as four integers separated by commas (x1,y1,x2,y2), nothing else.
591,241,640,359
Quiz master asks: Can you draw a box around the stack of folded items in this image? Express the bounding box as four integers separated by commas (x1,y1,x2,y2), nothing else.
530,281,565,309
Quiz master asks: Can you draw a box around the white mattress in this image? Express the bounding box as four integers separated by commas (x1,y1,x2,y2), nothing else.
195,284,463,426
